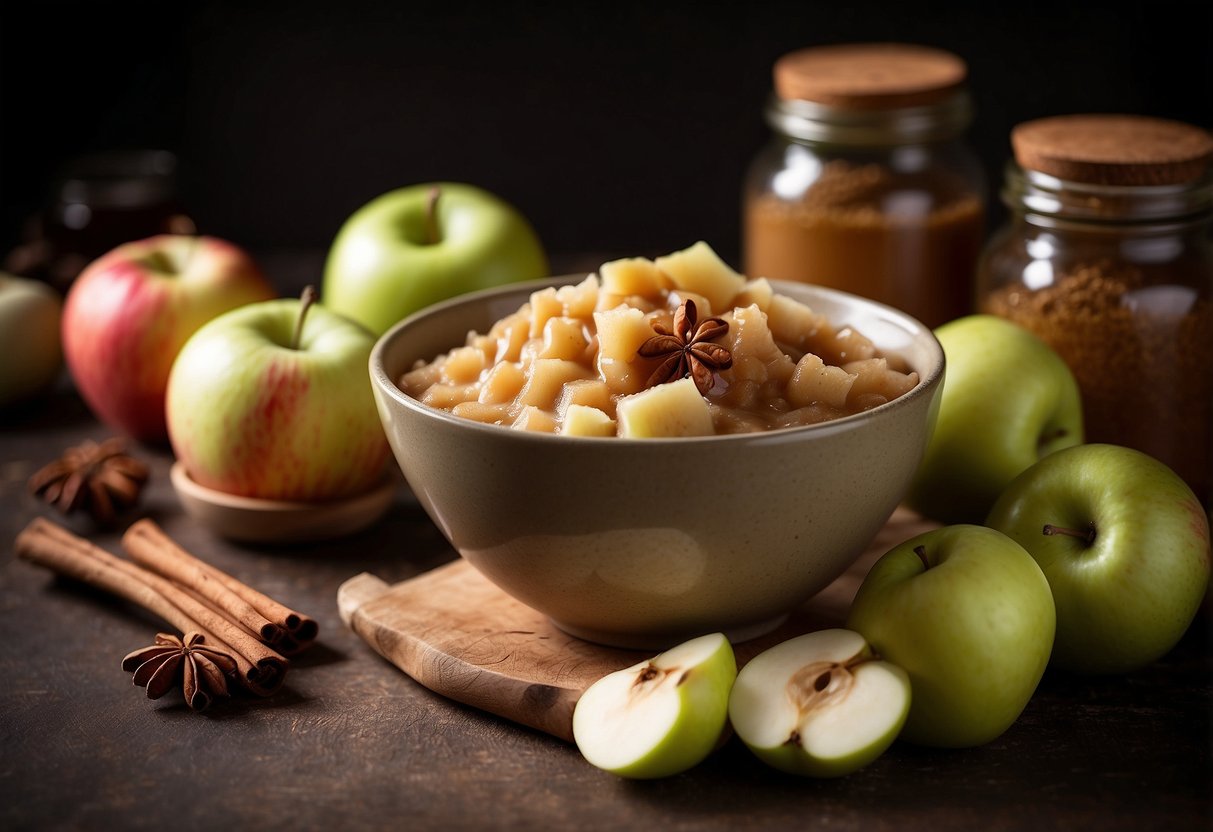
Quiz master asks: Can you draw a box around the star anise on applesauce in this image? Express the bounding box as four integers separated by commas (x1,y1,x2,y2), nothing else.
122,632,237,712
27,437,149,526
637,299,733,395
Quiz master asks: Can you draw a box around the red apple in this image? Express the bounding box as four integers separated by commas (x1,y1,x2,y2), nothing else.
62,235,276,442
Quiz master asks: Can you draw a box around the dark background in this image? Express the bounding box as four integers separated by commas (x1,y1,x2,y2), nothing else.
2,1,1211,280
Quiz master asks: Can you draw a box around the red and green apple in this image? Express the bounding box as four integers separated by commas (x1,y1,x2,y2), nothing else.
166,288,390,501
62,235,275,442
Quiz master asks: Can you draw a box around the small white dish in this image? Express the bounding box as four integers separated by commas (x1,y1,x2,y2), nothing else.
170,462,396,544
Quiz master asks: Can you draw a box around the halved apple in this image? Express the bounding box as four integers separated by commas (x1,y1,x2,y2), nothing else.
572,632,736,779
728,628,910,777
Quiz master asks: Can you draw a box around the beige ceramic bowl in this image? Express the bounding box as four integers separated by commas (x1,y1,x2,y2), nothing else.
370,277,944,649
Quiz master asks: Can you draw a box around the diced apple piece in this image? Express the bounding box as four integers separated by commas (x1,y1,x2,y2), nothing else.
733,278,774,312
788,353,857,409
600,258,670,301
452,401,512,425
843,358,917,409
617,377,714,438
561,404,617,437
557,274,600,319
539,316,591,361
722,304,795,386
654,241,746,316
400,360,443,396
529,287,565,338
518,358,593,410
421,383,476,410
491,315,530,363
478,361,527,404
441,345,487,384
811,325,878,366
594,306,655,395
767,294,825,350
557,379,615,416
511,405,558,433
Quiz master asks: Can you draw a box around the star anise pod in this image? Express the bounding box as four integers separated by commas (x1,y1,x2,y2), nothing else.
122,632,238,712
28,437,149,526
637,299,733,395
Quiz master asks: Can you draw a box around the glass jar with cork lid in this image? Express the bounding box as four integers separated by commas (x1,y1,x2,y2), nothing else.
742,43,986,329
977,114,1213,504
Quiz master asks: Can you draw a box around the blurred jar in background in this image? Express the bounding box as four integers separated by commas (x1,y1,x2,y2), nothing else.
743,43,986,329
978,114,1213,504
5,149,194,292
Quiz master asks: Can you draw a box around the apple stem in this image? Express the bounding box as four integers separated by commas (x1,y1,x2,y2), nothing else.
913,545,930,570
291,285,318,351
1042,522,1097,546
425,186,442,245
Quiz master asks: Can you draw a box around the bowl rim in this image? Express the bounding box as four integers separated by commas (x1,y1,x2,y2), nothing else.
369,275,945,446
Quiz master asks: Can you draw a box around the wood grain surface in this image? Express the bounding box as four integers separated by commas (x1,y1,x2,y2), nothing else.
338,509,939,742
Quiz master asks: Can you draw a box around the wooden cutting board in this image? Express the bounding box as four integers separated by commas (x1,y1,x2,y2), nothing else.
337,507,938,743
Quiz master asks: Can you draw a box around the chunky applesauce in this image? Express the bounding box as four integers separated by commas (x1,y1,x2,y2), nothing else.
398,242,919,437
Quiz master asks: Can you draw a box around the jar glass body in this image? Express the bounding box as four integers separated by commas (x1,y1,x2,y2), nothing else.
977,165,1213,504
742,97,986,330
44,150,188,290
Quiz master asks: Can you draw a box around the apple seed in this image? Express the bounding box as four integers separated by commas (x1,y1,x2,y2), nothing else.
785,652,876,734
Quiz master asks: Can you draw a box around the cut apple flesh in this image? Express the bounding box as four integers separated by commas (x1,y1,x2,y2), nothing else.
572,632,735,777
729,628,910,776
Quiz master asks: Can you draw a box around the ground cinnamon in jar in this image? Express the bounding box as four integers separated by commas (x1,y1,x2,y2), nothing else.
978,114,1213,503
745,161,984,328
743,44,986,329
984,260,1213,500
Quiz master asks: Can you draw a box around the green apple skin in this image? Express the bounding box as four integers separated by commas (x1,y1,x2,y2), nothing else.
906,315,1084,525
729,629,911,778
322,182,548,336
846,525,1056,748
166,298,390,501
571,632,736,779
986,443,1212,675
0,272,63,408
62,235,275,441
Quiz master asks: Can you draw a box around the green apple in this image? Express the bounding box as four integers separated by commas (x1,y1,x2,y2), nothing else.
906,314,1083,525
572,632,736,779
0,272,63,408
166,287,390,501
322,182,548,336
729,628,910,777
846,525,1055,748
986,443,1211,675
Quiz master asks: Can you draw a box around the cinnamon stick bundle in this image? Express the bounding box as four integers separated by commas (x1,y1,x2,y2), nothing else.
14,518,296,697
122,520,318,655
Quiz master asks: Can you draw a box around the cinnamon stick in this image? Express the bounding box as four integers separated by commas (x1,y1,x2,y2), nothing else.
123,520,285,644
15,518,287,696
123,519,318,653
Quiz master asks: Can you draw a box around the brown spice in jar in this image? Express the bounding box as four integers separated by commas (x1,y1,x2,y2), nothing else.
982,260,1212,502
744,160,984,329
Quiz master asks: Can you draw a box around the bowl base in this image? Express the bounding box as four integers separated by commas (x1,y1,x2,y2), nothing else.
548,613,790,652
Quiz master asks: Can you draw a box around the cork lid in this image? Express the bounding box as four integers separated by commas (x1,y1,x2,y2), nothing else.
1012,114,1213,186
773,43,967,111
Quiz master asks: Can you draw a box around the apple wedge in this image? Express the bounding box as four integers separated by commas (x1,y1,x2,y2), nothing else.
729,629,910,777
572,632,736,779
